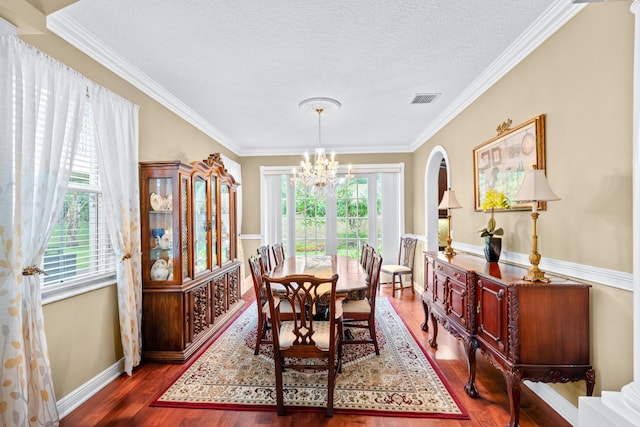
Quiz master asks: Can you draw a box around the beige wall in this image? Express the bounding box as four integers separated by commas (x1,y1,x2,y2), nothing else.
43,286,121,399
412,2,634,404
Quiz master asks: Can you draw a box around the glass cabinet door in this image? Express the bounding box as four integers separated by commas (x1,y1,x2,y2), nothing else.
193,175,209,274
221,184,231,263
148,177,174,281
211,176,218,268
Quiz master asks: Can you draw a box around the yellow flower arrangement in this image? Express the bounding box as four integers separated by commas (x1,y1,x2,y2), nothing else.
478,189,510,238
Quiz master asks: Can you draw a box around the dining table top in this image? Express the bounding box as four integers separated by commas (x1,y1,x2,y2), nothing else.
268,254,369,294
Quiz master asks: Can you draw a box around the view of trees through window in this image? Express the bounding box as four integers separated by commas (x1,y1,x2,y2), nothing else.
282,175,381,259
43,105,114,285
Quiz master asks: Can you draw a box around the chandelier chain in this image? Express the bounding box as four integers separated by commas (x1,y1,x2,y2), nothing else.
317,107,323,148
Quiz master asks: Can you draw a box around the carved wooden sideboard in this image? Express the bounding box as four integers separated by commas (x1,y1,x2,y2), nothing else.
422,252,595,427
139,154,243,363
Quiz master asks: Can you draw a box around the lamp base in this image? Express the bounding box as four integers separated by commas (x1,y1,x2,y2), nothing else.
442,246,456,260
442,236,456,259
523,265,551,282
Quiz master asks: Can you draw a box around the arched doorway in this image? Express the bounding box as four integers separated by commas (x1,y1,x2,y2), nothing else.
424,146,450,252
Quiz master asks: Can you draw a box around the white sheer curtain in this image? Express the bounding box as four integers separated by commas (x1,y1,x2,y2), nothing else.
0,36,87,426
89,85,141,375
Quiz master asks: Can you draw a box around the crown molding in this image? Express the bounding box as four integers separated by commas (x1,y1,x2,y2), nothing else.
0,17,17,35
410,1,587,151
46,12,239,154
237,143,414,157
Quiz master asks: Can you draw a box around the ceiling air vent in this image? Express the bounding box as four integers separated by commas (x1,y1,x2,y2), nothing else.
411,93,440,104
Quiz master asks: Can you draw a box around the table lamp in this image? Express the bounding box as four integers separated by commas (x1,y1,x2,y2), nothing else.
438,189,462,259
512,168,560,281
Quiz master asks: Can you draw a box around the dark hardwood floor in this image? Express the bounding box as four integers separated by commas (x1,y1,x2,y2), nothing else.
60,285,572,427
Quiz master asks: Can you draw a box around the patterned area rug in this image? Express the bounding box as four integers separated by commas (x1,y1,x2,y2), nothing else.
152,297,468,419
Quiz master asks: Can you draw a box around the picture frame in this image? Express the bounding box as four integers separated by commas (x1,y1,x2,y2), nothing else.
473,114,546,211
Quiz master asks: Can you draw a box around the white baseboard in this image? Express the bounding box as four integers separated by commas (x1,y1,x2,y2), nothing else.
57,359,124,419
524,381,578,426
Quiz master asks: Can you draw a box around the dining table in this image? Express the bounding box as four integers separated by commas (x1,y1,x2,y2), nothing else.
268,254,369,299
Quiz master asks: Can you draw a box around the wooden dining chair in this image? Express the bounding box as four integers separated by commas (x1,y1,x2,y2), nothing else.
380,236,417,296
342,251,383,355
249,254,299,355
271,242,285,267
248,255,272,355
257,245,271,274
262,273,343,417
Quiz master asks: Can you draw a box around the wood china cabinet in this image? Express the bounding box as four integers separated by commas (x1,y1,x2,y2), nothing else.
422,252,594,427
139,153,242,363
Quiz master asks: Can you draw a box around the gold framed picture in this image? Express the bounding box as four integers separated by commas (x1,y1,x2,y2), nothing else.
473,114,546,211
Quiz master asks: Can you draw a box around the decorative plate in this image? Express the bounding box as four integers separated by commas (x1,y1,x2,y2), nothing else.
150,192,164,211
150,259,169,281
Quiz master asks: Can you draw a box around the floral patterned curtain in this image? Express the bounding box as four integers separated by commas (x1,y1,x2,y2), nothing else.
0,36,87,426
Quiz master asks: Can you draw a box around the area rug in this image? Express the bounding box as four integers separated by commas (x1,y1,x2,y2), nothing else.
151,297,469,419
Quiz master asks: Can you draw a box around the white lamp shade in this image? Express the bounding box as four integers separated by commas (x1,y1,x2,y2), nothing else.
513,169,560,202
438,189,463,209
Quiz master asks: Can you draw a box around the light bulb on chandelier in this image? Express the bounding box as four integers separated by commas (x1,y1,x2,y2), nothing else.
292,97,352,193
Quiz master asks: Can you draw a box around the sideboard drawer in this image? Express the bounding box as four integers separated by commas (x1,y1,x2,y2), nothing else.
434,260,468,285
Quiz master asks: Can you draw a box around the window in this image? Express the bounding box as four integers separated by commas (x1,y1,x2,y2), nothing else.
336,175,381,258
43,103,115,291
291,184,327,255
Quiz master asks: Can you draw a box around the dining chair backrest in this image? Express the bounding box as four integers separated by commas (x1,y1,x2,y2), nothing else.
272,242,285,267
360,244,374,276
367,251,383,302
263,273,339,345
359,243,369,266
248,255,266,306
398,236,417,269
257,245,271,274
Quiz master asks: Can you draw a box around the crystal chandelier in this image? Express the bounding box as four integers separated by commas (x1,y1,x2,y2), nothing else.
292,97,351,193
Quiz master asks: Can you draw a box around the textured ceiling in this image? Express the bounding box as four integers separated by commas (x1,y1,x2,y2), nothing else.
49,0,580,156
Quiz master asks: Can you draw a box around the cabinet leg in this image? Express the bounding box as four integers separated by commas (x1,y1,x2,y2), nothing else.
504,368,523,427
463,337,479,398
421,299,429,332
586,368,596,396
428,313,438,348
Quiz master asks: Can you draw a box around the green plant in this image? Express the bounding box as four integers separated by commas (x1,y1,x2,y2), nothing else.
478,189,510,238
